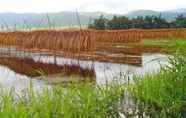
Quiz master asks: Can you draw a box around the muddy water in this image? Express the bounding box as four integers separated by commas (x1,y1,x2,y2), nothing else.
0,48,169,92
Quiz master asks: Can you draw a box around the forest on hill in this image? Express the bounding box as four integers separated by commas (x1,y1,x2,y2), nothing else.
89,14,186,30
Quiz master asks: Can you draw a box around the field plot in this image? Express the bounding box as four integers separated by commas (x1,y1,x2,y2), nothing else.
0,28,177,86
0,28,185,117
0,29,141,52
0,28,184,65
0,29,143,64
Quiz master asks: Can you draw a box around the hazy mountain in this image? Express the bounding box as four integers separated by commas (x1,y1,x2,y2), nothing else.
167,8,186,13
0,9,185,29
0,11,113,29
126,9,186,21
126,10,159,18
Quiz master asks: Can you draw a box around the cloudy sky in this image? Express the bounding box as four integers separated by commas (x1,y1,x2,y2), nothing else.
0,0,185,13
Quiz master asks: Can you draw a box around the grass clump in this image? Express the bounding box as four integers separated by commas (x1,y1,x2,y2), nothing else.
142,39,186,51
129,54,186,118
0,82,125,118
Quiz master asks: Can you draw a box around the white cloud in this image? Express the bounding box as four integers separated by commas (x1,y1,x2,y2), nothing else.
0,0,185,13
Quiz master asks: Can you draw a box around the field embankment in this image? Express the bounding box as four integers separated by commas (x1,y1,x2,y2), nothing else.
0,28,185,64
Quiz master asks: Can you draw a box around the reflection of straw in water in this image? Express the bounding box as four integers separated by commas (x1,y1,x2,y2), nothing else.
0,56,96,80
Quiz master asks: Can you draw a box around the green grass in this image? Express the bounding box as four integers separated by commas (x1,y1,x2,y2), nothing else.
112,39,186,54
129,54,186,117
142,39,186,53
142,39,170,47
0,82,125,118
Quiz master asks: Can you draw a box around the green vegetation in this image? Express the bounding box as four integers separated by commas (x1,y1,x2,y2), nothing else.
97,39,186,117
89,15,186,30
88,15,108,30
176,14,186,28
111,39,186,55
128,39,186,117
129,54,186,117
0,82,125,118
142,39,186,54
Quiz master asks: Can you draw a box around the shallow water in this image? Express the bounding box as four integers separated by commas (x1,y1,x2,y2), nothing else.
0,48,169,92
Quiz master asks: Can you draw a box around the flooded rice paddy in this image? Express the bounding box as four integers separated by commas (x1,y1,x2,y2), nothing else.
0,47,169,93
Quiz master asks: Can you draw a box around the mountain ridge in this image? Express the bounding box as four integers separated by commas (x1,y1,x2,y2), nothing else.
125,9,186,21
0,8,185,28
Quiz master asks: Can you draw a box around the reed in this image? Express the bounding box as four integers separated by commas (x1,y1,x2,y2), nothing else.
94,29,142,43
0,29,185,53
0,29,142,52
0,28,185,65
140,28,186,39
0,30,95,54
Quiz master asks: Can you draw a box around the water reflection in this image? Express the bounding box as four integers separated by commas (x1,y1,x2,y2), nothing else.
0,56,96,78
0,65,47,93
0,49,169,92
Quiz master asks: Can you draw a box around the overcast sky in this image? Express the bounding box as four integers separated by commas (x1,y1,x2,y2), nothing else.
0,0,185,13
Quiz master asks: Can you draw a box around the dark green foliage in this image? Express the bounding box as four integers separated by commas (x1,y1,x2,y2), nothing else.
107,16,131,29
88,15,107,30
175,14,186,28
89,14,186,30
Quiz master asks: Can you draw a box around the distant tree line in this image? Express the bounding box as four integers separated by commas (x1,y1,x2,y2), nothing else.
88,14,186,30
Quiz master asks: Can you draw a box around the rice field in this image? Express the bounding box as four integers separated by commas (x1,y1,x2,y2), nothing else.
0,28,185,64
0,28,186,117
0,28,185,51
